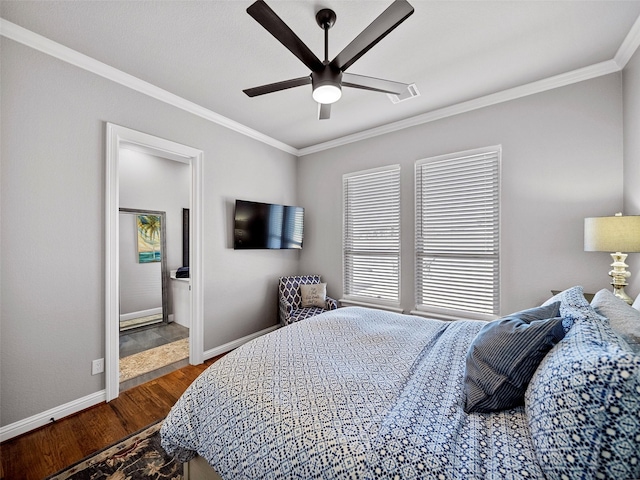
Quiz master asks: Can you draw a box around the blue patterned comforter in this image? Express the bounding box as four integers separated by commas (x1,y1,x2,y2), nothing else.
161,307,545,479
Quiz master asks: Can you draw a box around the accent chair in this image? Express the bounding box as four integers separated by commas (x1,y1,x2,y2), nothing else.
278,275,338,326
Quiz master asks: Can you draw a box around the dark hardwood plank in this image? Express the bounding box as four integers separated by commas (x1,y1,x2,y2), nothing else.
0,356,220,480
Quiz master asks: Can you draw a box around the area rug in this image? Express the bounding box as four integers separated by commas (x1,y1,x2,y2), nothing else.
120,338,189,382
46,421,182,479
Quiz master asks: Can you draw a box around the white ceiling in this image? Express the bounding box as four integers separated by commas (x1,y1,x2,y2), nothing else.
2,1,640,151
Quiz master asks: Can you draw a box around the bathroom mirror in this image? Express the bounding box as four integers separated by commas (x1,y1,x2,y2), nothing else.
119,208,168,331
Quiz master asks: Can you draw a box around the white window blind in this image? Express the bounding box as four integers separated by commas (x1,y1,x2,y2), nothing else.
415,147,500,318
343,165,401,305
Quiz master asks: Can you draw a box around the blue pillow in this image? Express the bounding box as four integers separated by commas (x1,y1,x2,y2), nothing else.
525,311,640,479
464,302,564,413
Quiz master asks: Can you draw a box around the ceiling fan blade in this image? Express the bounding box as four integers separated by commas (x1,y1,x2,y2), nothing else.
330,0,414,72
318,103,331,120
342,73,408,94
243,76,311,97
247,0,324,72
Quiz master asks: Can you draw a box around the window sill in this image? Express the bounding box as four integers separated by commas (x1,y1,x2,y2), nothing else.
339,299,404,314
410,309,497,322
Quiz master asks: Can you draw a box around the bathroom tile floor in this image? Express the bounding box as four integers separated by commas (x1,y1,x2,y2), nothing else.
119,322,190,391
119,322,189,358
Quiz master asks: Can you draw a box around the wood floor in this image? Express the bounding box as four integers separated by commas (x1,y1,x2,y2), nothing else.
0,356,221,480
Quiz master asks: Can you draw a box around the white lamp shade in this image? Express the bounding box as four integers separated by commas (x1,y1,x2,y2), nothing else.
584,215,640,252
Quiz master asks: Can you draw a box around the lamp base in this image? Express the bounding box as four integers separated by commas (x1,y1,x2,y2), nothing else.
609,252,633,304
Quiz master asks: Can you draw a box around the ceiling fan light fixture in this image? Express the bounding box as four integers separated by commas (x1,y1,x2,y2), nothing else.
313,84,342,104
312,68,343,104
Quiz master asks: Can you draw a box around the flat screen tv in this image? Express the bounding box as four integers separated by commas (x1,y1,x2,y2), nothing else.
234,199,304,250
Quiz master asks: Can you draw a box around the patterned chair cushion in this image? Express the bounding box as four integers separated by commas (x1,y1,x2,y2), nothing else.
525,301,640,479
289,306,328,322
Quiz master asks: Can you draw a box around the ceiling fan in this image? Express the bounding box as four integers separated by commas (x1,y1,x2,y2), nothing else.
243,0,414,120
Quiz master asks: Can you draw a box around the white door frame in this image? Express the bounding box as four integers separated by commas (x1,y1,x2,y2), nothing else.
105,123,204,402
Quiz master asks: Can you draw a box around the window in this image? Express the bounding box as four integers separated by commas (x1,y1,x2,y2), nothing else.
415,146,500,319
343,165,401,306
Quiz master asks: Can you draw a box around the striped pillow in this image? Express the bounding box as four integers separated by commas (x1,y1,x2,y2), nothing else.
464,302,564,413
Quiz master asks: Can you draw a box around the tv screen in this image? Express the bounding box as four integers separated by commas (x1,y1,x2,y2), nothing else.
234,200,304,250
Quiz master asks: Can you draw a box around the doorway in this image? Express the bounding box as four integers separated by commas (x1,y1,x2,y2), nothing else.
105,123,204,402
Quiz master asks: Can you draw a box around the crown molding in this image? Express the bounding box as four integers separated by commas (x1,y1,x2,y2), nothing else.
615,14,640,69
298,59,621,156
0,18,299,156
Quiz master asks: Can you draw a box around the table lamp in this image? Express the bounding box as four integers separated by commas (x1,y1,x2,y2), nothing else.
584,213,640,304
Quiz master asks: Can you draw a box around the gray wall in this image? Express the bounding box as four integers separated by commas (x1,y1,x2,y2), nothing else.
120,149,191,274
0,38,299,426
624,47,640,297
298,74,624,315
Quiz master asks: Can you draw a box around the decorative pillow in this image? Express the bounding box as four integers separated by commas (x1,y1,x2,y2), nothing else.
525,312,640,479
300,283,327,308
542,285,603,332
591,288,640,350
463,302,564,413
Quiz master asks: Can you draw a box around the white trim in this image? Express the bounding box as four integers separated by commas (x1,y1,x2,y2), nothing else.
119,307,162,322
105,124,119,402
190,150,204,366
202,325,279,360
1,18,637,158
339,299,404,314
409,310,500,322
0,18,297,156
342,163,401,179
298,60,620,156
415,144,502,166
105,123,204,401
615,14,640,69
0,391,106,442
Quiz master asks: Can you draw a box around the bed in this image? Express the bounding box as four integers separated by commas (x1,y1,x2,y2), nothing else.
161,286,640,479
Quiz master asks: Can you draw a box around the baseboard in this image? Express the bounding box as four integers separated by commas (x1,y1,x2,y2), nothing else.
0,390,106,443
120,307,162,322
1,325,279,443
203,325,279,361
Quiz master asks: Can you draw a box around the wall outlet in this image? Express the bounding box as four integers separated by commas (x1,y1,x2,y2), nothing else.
92,358,104,375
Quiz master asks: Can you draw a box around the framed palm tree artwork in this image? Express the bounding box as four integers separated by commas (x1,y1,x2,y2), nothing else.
137,214,162,263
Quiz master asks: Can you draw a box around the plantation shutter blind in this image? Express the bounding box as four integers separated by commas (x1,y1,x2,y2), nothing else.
343,165,401,304
415,147,500,318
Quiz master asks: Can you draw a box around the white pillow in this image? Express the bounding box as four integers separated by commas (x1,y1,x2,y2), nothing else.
300,283,327,308
591,289,640,345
